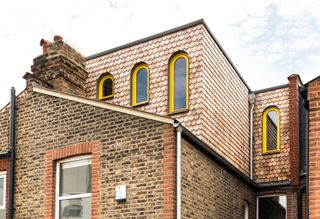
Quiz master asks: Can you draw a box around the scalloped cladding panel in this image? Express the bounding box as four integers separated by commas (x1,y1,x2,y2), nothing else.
85,24,250,175
253,87,291,183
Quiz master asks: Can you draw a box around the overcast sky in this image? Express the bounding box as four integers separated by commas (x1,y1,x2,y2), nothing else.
0,0,319,107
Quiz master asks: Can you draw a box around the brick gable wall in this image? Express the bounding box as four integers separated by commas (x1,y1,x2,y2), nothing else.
0,89,176,218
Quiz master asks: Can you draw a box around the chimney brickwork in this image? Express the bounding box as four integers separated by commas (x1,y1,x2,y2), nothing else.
31,36,88,95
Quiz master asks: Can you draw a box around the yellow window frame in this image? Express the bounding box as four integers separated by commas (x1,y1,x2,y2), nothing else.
169,52,189,113
131,63,149,106
98,73,114,100
262,106,281,154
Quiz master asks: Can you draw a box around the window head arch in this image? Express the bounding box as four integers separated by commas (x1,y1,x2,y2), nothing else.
262,106,280,154
97,73,114,100
169,52,189,113
131,63,149,106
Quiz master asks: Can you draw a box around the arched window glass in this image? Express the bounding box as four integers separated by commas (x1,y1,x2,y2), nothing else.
131,64,149,106
169,52,189,113
262,106,280,154
98,73,114,100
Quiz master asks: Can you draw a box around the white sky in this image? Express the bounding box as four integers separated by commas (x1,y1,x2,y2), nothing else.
1,0,319,107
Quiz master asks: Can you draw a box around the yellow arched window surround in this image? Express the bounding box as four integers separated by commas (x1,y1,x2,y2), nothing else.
131,63,149,106
169,52,189,113
98,73,114,100
262,106,280,154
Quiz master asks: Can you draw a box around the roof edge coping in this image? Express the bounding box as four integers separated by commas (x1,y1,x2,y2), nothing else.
32,86,175,125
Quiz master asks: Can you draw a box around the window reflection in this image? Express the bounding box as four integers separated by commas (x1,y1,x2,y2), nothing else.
103,78,113,98
60,197,91,219
258,195,286,219
263,106,280,154
0,178,3,206
136,68,148,103
60,160,92,196
266,110,278,151
173,57,187,111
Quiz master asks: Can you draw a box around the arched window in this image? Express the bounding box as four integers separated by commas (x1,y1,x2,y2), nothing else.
131,63,149,106
262,106,280,154
97,73,114,100
169,52,189,113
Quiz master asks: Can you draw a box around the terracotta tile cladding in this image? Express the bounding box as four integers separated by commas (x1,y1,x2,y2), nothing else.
253,87,290,183
85,23,250,175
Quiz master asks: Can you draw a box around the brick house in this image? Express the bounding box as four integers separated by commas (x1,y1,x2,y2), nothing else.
0,19,314,218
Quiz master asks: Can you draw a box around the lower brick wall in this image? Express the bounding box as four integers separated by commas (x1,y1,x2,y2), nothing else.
181,138,256,218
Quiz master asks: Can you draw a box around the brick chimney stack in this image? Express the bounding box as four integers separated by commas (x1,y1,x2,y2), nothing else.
31,36,88,96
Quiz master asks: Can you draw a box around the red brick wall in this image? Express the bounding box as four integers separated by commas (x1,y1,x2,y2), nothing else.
162,124,176,219
308,79,320,218
301,190,306,219
288,75,301,186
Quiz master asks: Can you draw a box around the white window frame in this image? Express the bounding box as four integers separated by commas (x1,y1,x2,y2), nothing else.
256,194,287,219
243,201,249,219
0,172,6,212
55,155,92,219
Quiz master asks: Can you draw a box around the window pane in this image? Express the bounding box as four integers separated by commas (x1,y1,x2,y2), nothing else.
60,197,91,219
60,159,91,196
258,195,286,219
243,202,249,219
266,110,278,151
0,178,3,206
174,57,187,110
136,68,148,103
103,78,113,97
0,210,4,218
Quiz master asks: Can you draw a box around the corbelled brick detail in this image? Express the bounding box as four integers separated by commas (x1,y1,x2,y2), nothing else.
253,87,291,183
86,23,250,175
31,37,88,95
163,124,176,219
288,74,301,186
44,141,101,219
308,79,320,218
